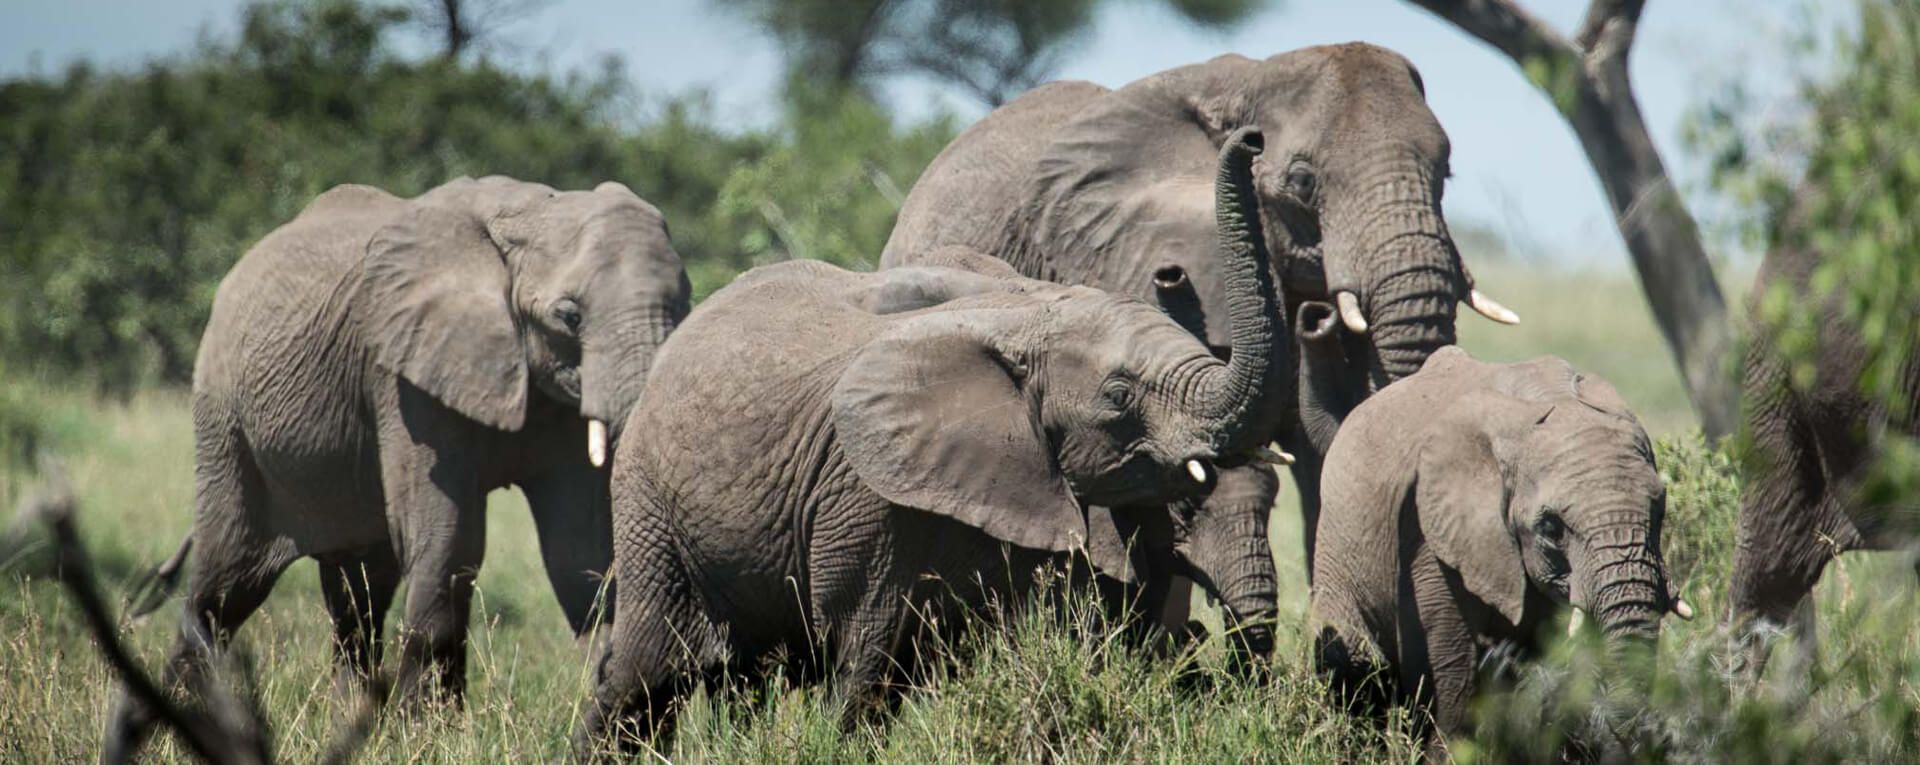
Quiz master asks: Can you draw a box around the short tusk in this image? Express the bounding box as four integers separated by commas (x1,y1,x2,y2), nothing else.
1567,607,1585,637
1673,597,1695,620
1186,459,1210,484
587,419,609,468
1334,291,1369,334
1253,445,1296,466
1468,288,1521,325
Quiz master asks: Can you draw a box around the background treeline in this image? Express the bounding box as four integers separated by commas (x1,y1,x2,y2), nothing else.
0,0,957,390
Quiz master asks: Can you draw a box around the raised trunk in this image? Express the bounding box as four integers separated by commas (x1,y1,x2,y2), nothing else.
1195,127,1288,456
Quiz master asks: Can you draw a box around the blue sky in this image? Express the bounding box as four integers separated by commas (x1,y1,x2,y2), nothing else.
3,0,1839,265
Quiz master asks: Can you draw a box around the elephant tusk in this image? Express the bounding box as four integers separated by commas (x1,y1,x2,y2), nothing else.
1673,597,1696,620
1567,607,1585,637
1468,289,1521,325
587,419,609,468
1186,460,1211,484
1253,445,1296,466
1334,291,1369,334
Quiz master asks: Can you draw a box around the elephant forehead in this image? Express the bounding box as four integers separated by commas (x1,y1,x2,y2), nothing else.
1049,296,1205,360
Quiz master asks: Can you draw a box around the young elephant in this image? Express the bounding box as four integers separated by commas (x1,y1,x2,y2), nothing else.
1309,347,1692,736
104,176,690,762
576,129,1283,754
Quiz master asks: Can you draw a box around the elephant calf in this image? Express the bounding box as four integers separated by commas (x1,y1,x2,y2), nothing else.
1309,347,1693,737
576,129,1285,755
105,176,691,762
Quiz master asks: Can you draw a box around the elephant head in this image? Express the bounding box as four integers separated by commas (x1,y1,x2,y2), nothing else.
834,128,1285,593
363,176,690,461
1025,43,1516,391
1414,350,1692,642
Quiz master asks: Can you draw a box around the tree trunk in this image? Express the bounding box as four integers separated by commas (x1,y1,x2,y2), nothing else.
1406,0,1738,439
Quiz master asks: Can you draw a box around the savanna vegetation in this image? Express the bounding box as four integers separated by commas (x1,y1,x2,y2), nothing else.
4,0,1920,762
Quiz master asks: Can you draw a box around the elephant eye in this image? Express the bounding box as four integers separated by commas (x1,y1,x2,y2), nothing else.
1283,160,1317,203
552,298,583,334
1100,377,1136,412
1533,513,1566,544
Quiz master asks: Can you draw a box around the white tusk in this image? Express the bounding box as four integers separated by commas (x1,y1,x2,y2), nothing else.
1253,445,1296,466
1186,460,1210,484
1673,597,1695,620
1468,288,1521,325
1567,607,1585,637
1334,291,1369,334
587,419,609,468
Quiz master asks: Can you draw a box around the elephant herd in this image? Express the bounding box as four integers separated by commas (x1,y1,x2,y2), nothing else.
95,42,1917,762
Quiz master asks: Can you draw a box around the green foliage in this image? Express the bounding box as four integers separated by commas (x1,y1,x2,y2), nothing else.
0,0,952,389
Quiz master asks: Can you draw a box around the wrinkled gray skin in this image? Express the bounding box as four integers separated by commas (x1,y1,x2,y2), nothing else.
102,176,690,763
576,130,1281,755
882,43,1494,644
1310,347,1685,737
1730,195,1920,675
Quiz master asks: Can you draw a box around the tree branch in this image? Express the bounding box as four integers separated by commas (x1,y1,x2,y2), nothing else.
1574,0,1645,54
1575,0,1645,71
1405,0,1573,66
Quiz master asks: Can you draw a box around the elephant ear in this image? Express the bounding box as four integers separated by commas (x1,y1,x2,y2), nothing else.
362,204,529,431
1413,393,1544,626
832,308,1088,555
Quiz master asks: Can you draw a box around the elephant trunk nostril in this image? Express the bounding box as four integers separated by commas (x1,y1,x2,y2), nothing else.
1152,266,1188,290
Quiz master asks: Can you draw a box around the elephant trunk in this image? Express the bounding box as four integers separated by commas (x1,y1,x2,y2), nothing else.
1174,466,1280,662
1580,519,1673,643
1294,300,1353,457
1194,127,1288,457
1325,159,1462,388
579,305,680,464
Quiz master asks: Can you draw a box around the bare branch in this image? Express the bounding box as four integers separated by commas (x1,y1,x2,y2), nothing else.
1574,0,1646,54
1405,0,1574,66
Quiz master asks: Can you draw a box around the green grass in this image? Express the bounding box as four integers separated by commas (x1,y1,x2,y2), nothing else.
5,264,1919,763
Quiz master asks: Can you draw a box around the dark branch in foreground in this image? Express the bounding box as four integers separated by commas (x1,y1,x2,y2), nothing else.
26,469,378,765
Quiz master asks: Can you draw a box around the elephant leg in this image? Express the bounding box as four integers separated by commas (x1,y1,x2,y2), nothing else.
520,463,614,637
1403,544,1477,740
574,485,723,760
378,414,488,709
318,548,401,692
102,425,294,765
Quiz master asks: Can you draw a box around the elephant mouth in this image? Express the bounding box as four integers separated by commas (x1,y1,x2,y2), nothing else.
547,364,583,406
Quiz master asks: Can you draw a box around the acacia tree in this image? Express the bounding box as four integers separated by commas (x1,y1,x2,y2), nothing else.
719,0,1267,106
1408,0,1738,439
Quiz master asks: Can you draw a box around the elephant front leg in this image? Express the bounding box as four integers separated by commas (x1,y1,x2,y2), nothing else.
378,419,488,710
1402,544,1480,746
520,461,615,637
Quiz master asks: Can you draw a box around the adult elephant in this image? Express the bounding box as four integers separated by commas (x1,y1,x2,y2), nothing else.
1730,191,1920,675
576,130,1283,755
881,43,1518,638
103,176,691,763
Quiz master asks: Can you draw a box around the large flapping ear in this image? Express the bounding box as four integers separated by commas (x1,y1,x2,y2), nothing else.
361,204,529,431
832,308,1088,554
1413,391,1546,626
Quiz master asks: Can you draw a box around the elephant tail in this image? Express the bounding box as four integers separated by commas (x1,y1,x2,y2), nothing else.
124,535,191,620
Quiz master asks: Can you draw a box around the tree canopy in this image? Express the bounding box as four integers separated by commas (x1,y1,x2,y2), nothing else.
716,0,1270,106
0,0,953,390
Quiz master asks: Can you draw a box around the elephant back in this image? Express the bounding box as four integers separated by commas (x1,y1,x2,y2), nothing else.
881,80,1110,271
